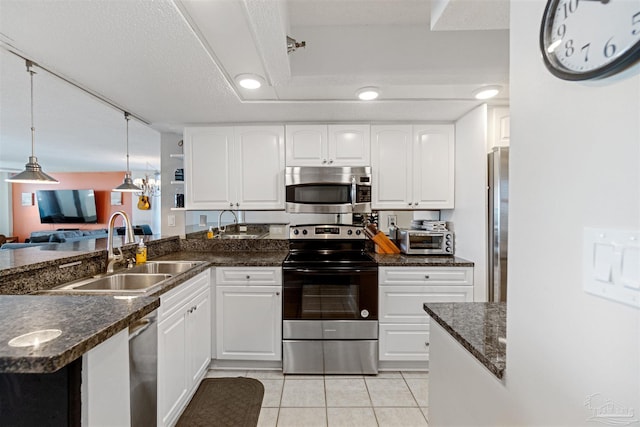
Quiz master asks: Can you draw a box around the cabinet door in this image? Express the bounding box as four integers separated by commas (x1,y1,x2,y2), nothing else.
371,125,413,209
489,107,510,149
379,285,473,324
285,125,328,166
187,289,211,386
235,126,285,209
379,323,430,361
328,124,370,166
184,127,234,209
158,309,188,427
216,285,282,361
413,125,455,209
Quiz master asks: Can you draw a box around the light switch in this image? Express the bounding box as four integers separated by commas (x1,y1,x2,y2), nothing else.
168,215,176,227
593,243,614,282
621,247,640,290
583,228,640,309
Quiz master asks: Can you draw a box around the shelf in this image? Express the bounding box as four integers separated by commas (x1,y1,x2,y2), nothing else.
170,181,185,185
169,153,184,159
170,207,187,211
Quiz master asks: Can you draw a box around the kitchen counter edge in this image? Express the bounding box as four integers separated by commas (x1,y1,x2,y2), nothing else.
424,302,506,379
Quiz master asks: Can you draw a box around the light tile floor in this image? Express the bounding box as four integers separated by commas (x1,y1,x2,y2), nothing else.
205,370,429,427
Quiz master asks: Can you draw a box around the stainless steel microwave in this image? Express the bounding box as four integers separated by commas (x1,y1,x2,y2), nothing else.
397,229,454,255
285,166,372,213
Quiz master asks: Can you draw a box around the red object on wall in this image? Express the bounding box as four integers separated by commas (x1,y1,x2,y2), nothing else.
10,172,133,242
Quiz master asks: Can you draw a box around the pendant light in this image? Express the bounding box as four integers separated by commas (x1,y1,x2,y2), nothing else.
113,112,142,192
5,61,58,184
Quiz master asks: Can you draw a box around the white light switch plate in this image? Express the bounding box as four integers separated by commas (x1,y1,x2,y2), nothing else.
583,228,640,309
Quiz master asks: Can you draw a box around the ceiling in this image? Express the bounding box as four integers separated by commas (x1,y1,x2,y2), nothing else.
0,0,509,173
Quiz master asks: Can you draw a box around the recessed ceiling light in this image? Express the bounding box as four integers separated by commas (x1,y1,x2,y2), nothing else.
356,87,380,101
473,85,502,100
236,74,265,90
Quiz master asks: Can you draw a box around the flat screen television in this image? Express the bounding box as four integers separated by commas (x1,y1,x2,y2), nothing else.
36,189,98,224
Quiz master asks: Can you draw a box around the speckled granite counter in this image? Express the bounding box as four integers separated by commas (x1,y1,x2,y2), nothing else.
0,295,159,373
152,250,288,266
372,253,474,267
424,302,506,378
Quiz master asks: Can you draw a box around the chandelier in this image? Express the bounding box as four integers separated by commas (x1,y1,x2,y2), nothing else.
134,172,161,197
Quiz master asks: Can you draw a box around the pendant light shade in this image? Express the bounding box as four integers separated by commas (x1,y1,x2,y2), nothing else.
5,61,58,184
113,112,142,192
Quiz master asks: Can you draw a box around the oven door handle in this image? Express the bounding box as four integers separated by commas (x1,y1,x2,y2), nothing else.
284,267,376,273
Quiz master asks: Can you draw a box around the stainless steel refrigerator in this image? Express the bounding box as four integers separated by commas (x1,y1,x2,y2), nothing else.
488,147,509,302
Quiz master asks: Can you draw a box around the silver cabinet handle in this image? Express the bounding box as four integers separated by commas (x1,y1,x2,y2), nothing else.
408,202,413,206
236,203,239,207
425,342,430,347
328,159,334,164
425,275,430,279
276,292,280,296
415,202,419,206
229,202,233,207
322,159,327,164
246,275,251,279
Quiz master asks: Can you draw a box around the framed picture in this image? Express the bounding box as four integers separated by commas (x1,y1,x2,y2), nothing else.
21,192,33,206
110,192,122,206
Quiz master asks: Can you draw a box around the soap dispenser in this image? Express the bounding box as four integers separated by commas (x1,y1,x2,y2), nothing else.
136,238,147,264
207,226,214,239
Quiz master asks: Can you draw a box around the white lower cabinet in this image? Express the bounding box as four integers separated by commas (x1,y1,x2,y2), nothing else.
379,266,473,367
158,270,211,427
215,267,282,361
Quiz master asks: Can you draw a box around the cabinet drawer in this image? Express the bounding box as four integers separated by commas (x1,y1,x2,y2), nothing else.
380,267,472,286
379,323,430,362
215,267,282,286
379,285,473,323
160,269,210,319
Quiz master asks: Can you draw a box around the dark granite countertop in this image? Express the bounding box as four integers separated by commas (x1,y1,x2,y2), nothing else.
0,295,159,373
152,250,288,266
424,302,506,378
372,253,474,266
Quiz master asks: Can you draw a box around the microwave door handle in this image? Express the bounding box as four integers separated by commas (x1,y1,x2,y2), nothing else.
351,177,356,207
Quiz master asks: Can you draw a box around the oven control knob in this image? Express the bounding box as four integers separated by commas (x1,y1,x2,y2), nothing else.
361,309,370,318
347,230,353,235
446,247,452,253
302,229,308,235
355,230,362,235
293,229,299,235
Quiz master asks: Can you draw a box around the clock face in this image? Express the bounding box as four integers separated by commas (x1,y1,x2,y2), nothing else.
540,0,640,80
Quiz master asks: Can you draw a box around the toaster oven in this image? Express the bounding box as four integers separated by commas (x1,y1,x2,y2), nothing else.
396,229,454,255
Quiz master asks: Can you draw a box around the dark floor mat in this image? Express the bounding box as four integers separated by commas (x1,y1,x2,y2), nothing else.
176,377,264,427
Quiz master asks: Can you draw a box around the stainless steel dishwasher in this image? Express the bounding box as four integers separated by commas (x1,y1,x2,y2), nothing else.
129,310,157,427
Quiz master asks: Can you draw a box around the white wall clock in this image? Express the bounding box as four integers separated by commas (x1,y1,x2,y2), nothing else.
540,0,640,80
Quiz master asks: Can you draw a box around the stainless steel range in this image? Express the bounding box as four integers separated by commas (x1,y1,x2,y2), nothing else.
282,224,378,375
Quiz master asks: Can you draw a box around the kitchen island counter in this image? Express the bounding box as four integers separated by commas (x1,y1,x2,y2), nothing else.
424,302,506,378
0,294,158,373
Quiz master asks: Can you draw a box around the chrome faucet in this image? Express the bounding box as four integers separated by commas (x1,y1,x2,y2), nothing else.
106,210,136,273
217,210,238,236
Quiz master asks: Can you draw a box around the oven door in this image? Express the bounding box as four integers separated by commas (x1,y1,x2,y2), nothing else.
282,266,378,321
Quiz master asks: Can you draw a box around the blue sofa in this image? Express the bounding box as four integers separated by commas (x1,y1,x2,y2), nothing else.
0,229,109,250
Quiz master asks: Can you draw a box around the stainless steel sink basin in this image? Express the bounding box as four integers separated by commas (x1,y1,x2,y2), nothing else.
55,273,172,293
219,233,267,239
129,261,204,274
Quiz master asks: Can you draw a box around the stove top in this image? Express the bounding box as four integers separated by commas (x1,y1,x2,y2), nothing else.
284,224,376,268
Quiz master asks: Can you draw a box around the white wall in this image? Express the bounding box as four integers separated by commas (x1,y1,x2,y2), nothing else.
442,104,488,301
506,1,639,425
0,172,13,236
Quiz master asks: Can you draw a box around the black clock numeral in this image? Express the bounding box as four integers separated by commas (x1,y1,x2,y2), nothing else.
562,0,579,20
604,37,617,58
557,24,566,38
581,43,590,62
565,39,575,57
632,11,640,35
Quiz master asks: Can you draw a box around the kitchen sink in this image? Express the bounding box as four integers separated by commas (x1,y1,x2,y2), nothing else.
54,273,172,293
128,261,204,274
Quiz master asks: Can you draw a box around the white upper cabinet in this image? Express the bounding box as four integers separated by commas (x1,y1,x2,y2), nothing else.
184,126,285,210
488,106,510,149
372,124,455,210
286,124,370,166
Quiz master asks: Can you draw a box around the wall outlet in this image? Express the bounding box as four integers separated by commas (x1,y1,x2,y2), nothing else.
388,215,397,227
